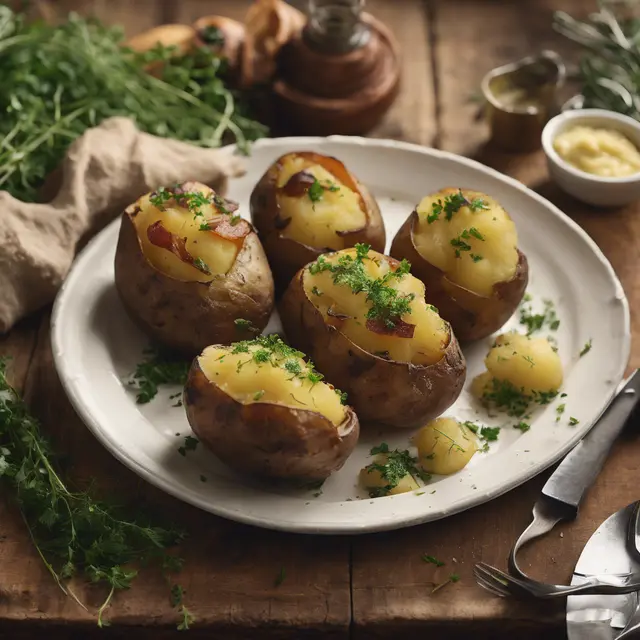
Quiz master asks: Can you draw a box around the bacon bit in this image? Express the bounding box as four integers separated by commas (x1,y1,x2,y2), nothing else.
366,317,416,338
203,216,251,244
327,306,351,321
213,195,239,214
147,221,196,266
281,171,316,198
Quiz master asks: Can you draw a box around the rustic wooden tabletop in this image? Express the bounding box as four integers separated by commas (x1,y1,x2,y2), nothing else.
1,0,639,638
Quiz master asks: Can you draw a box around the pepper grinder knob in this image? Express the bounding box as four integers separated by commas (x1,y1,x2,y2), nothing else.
273,0,400,136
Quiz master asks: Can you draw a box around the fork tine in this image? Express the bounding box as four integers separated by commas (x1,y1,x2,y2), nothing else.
476,575,509,598
473,566,510,597
474,562,536,598
474,565,512,595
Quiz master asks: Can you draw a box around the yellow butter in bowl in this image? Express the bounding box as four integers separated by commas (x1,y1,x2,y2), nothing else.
553,125,640,178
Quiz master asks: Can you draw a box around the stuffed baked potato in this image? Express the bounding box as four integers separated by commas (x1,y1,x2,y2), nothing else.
184,334,359,482
390,187,528,342
114,181,274,355
250,151,386,292
279,244,466,428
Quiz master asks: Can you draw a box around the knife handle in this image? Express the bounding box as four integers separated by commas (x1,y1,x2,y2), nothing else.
542,370,640,513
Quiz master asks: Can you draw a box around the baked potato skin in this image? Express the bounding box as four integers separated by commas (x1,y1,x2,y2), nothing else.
250,152,386,293
114,207,274,355
279,269,466,429
390,211,529,342
184,358,360,482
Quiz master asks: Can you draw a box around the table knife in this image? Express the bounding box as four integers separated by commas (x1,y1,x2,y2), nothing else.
508,369,640,578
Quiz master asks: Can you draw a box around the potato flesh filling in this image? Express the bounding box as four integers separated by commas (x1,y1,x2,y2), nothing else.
133,186,240,282
473,331,563,397
199,344,347,426
304,248,449,365
414,188,518,296
275,155,366,250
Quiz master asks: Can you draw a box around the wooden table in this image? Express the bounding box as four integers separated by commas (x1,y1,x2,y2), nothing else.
1,1,639,638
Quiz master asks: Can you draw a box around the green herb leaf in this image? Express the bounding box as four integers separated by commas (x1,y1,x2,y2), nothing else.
0,10,267,202
274,567,286,587
580,339,592,357
178,435,199,457
0,357,185,626
569,416,579,426
480,426,500,441
514,421,530,432
129,347,190,404
422,554,445,567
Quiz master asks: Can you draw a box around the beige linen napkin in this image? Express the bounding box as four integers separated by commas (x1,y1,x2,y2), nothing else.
0,117,245,333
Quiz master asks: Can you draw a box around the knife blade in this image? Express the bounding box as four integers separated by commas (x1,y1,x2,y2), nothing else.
542,369,640,516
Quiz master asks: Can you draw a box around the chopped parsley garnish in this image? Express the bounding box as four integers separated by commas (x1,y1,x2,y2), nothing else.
480,378,558,417
274,567,286,587
234,318,256,331
311,286,322,296
308,243,414,329
450,227,485,259
514,421,530,432
149,187,173,209
253,390,265,401
422,555,445,567
170,583,185,607
307,177,339,203
462,421,479,434
470,254,483,262
193,257,211,275
580,339,593,357
371,442,390,455
427,189,488,223
480,426,500,441
555,403,566,422
178,435,199,457
229,334,346,403
569,416,579,426
128,347,190,404
519,298,560,335
364,444,430,497
427,304,439,313
431,573,461,594
523,355,535,367
177,606,195,631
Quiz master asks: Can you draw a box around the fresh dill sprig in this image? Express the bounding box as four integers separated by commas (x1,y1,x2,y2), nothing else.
0,357,185,626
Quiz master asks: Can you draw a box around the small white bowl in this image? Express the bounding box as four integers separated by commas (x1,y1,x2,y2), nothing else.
541,108,640,207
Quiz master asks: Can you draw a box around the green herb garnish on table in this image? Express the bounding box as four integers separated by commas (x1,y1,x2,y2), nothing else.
0,357,185,626
0,8,267,202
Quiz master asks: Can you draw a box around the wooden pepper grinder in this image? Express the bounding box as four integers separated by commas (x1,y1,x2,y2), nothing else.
273,0,401,136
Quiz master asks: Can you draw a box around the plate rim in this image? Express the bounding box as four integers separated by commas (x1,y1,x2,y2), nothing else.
51,135,631,534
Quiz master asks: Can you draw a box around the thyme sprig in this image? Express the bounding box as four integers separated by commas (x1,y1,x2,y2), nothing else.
0,358,185,626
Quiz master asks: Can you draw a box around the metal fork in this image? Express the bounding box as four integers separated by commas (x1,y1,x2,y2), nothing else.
474,562,640,600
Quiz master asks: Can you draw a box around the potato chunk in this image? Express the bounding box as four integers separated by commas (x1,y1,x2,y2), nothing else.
414,188,519,296
477,331,563,395
415,417,478,475
304,247,450,365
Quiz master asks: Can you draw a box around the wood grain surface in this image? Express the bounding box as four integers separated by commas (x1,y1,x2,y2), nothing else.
2,0,638,638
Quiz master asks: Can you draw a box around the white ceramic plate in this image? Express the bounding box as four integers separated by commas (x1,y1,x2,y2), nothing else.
51,136,630,534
